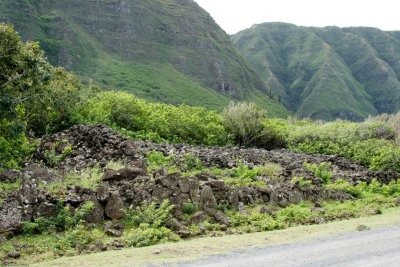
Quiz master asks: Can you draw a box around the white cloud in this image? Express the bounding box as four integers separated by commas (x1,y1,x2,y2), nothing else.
194,0,400,34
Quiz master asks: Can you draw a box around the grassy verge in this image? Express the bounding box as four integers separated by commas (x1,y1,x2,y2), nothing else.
32,207,400,267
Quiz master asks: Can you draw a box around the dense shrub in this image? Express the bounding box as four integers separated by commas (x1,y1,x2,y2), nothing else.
304,162,333,184
367,112,400,143
123,200,174,228
287,120,400,172
24,68,86,135
74,91,229,146
257,118,289,149
0,24,87,168
222,101,266,146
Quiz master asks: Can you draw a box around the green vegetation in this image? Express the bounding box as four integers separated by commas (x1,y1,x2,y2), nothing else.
233,22,400,120
4,176,400,264
22,202,95,235
74,91,230,146
304,162,333,184
182,202,198,215
223,101,267,146
0,180,21,203
2,21,400,267
286,120,400,172
2,24,400,175
0,0,287,115
38,167,103,197
146,151,282,187
123,200,180,248
29,207,400,267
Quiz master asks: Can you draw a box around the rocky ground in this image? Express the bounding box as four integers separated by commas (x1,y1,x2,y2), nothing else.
0,124,398,242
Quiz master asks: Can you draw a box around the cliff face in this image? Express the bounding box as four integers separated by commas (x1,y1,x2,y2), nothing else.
233,23,400,120
0,0,287,115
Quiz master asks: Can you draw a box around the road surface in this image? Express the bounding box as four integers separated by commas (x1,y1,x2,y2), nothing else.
180,226,400,267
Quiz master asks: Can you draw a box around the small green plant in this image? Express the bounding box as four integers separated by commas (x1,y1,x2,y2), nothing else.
0,180,21,199
292,176,313,188
304,162,333,184
123,200,174,228
44,141,73,167
180,153,204,172
182,202,198,215
123,223,180,248
39,166,103,196
122,200,179,248
22,202,94,235
227,208,285,233
257,162,282,181
105,160,126,170
61,225,104,248
146,151,173,171
276,202,315,226
209,163,268,187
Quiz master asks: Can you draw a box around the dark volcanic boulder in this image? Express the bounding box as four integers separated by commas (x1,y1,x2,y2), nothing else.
82,195,105,224
0,199,22,234
102,167,147,182
105,192,125,220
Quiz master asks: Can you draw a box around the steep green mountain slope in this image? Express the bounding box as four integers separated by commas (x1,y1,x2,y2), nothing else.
0,0,287,116
233,22,400,120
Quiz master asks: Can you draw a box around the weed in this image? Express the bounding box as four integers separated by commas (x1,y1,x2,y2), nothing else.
292,176,313,188
124,200,174,229
182,202,198,215
123,224,180,248
257,163,283,182
304,162,333,184
146,151,173,172
39,167,102,196
105,160,126,170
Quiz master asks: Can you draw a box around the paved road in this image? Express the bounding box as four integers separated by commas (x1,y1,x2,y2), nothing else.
181,226,400,267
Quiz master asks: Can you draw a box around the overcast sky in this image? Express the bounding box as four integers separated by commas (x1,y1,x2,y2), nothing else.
194,0,400,34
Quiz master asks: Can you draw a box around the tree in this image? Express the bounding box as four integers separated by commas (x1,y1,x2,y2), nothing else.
0,23,51,136
222,101,266,146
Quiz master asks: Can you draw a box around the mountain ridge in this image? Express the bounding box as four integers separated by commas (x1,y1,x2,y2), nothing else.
233,22,400,120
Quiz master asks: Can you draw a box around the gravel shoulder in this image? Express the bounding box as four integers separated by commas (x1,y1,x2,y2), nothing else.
185,226,400,267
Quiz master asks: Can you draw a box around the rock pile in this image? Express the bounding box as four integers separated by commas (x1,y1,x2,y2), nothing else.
1,124,398,236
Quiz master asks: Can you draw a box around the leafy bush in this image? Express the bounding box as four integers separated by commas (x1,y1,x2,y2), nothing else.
304,162,333,184
222,101,266,146
43,141,72,167
227,209,284,233
74,91,229,146
146,151,174,172
0,131,34,170
221,164,265,187
367,112,400,143
291,176,313,188
180,153,204,172
123,200,179,248
123,200,174,228
257,162,282,181
60,226,105,249
182,202,198,215
22,202,94,235
275,202,315,226
123,223,179,248
257,118,289,149
326,179,400,198
287,120,400,172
